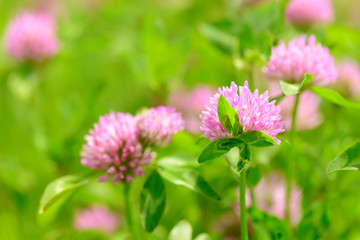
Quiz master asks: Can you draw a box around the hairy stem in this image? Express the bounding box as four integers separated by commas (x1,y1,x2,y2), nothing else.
123,183,137,239
240,169,248,240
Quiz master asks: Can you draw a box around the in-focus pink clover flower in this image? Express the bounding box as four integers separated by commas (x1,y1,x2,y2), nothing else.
200,81,284,144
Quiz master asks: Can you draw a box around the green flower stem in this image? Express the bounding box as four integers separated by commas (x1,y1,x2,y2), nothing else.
123,183,138,239
240,168,248,240
285,92,300,223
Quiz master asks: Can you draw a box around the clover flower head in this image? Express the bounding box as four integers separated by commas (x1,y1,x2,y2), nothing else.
74,206,119,233
81,112,152,183
200,81,284,144
137,106,185,146
263,35,337,86
286,0,333,26
337,60,360,98
4,11,58,62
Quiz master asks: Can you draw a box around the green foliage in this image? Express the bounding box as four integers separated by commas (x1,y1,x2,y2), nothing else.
198,138,243,163
198,131,275,164
236,160,247,172
301,73,314,87
194,233,211,240
73,230,107,240
218,95,241,136
247,167,261,187
168,220,192,240
310,86,360,109
237,144,251,172
239,131,276,147
296,202,330,240
140,170,166,232
2,0,360,239
280,81,300,96
158,154,197,168
239,144,251,162
198,1,283,57
198,23,237,55
279,73,313,96
248,207,291,240
168,220,211,240
38,174,89,214
159,164,221,201
327,141,360,175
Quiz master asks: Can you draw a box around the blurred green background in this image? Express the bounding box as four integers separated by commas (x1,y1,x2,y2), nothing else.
1,0,360,239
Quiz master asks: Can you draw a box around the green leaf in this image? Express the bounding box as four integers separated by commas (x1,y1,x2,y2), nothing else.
280,81,300,96
168,220,192,240
296,202,330,240
198,138,243,163
158,154,197,168
252,223,272,240
279,74,313,96
39,174,89,214
159,167,221,201
140,170,166,232
248,207,291,240
240,143,251,161
195,136,206,145
237,144,251,172
310,86,360,109
218,95,241,136
224,148,241,176
239,131,276,147
194,233,211,240
301,73,313,87
247,167,261,187
327,141,360,175
237,160,247,172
